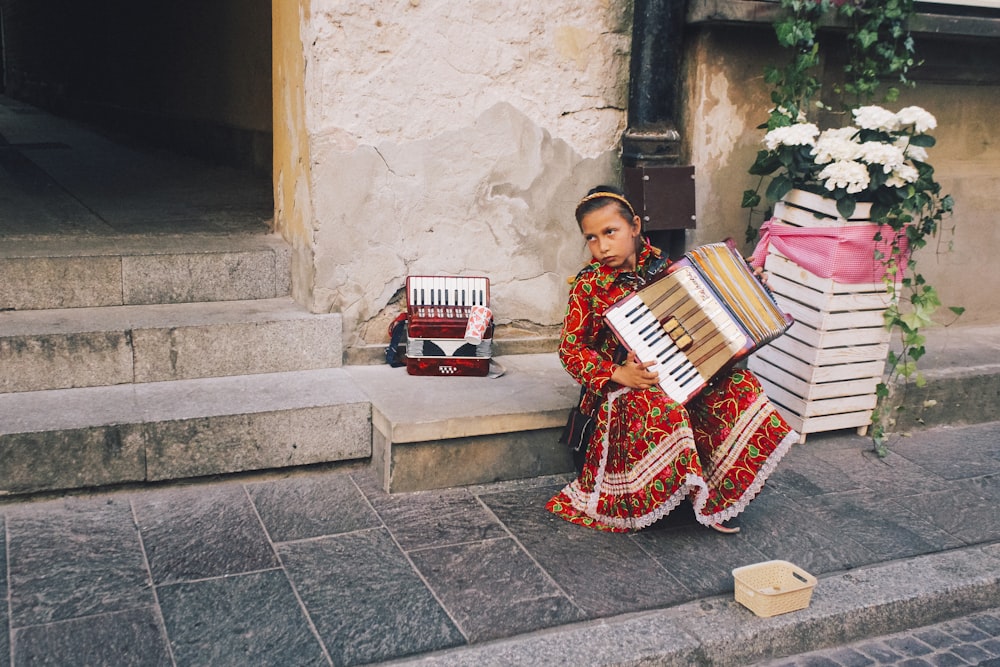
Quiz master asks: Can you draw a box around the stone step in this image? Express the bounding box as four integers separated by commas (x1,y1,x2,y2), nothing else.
0,233,290,310
0,297,342,393
4,326,995,499
344,354,580,492
0,369,371,496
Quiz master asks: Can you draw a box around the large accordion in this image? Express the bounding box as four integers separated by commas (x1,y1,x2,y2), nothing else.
604,240,792,404
404,275,492,376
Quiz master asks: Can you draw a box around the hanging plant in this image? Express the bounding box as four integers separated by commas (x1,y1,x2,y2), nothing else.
742,0,962,456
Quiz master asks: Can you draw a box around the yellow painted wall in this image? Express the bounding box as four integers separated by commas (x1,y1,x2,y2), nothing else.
272,0,316,305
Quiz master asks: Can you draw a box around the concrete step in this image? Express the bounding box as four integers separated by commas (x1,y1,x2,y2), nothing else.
886,322,1000,430
4,325,994,499
0,297,342,393
0,233,290,310
345,354,580,492
0,369,371,496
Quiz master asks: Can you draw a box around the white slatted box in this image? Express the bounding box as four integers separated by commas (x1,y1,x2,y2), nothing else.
748,191,894,443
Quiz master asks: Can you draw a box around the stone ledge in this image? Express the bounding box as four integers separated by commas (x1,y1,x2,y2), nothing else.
343,333,560,366
0,298,342,392
687,0,1000,39
388,543,1000,666
345,354,580,492
0,369,371,496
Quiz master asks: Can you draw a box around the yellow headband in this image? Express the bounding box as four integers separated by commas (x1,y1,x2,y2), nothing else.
576,192,637,220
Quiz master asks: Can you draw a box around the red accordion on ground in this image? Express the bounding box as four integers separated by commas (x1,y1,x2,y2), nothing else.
403,276,493,377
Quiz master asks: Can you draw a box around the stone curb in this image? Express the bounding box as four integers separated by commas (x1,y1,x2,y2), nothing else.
385,542,1000,666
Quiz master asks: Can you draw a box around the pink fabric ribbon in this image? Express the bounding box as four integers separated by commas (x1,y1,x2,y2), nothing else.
750,218,909,284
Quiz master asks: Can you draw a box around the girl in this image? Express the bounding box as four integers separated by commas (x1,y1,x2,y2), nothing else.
546,186,797,533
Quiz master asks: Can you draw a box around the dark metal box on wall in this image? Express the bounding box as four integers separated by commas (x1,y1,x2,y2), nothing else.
623,165,696,230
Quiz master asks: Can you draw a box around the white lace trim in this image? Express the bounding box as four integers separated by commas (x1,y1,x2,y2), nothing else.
693,427,798,527
562,388,799,531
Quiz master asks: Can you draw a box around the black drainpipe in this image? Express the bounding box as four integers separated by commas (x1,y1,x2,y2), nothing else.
622,0,695,258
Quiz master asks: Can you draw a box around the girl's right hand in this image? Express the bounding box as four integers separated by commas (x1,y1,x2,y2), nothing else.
612,351,659,390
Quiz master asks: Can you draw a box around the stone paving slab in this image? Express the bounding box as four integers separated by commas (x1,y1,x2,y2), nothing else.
0,421,996,666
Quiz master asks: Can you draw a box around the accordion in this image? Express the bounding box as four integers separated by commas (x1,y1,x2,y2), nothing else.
604,240,792,404
404,275,492,376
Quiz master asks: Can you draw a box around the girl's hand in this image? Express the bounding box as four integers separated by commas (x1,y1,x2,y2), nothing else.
612,351,660,390
751,263,770,287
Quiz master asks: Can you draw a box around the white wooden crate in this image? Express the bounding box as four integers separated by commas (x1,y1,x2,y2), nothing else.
750,245,893,443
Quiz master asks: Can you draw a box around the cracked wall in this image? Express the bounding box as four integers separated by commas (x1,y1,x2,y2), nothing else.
282,0,632,356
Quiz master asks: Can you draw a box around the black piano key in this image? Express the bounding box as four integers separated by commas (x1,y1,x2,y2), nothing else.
625,302,644,321
662,355,689,377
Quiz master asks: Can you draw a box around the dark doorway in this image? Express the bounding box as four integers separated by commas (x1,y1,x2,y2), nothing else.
0,0,272,175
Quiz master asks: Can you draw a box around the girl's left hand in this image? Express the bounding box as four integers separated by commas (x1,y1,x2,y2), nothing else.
612,351,659,390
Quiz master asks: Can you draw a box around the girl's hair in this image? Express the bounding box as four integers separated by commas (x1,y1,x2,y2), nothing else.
574,185,637,228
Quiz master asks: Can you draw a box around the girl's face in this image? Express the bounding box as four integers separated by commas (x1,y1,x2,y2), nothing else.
580,204,641,271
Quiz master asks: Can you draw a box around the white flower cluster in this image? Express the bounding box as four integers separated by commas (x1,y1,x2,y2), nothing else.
817,160,870,194
761,105,937,195
811,127,861,164
852,105,900,132
763,123,819,151
896,106,937,133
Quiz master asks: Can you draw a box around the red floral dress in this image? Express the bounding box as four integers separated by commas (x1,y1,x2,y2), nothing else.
546,241,797,532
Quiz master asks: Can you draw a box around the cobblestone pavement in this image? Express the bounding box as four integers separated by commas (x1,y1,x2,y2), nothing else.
754,607,1000,667
1,421,997,665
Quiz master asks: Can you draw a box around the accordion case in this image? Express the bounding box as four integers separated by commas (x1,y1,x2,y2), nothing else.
404,276,492,376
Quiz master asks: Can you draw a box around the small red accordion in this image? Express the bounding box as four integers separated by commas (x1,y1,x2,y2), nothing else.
404,276,493,377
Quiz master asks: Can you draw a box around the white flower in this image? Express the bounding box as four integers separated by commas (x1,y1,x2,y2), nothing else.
853,105,900,132
858,141,907,173
763,123,819,151
896,106,937,133
905,144,928,162
817,160,871,194
886,163,920,188
812,127,861,164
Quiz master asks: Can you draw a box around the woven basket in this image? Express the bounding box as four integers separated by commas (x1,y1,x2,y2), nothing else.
732,560,817,618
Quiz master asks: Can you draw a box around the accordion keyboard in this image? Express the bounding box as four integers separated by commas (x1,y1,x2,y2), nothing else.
407,276,488,319
604,266,745,404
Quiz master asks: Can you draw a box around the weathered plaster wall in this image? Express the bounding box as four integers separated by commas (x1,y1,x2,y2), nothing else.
683,25,1000,326
282,5,999,355
290,0,632,353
